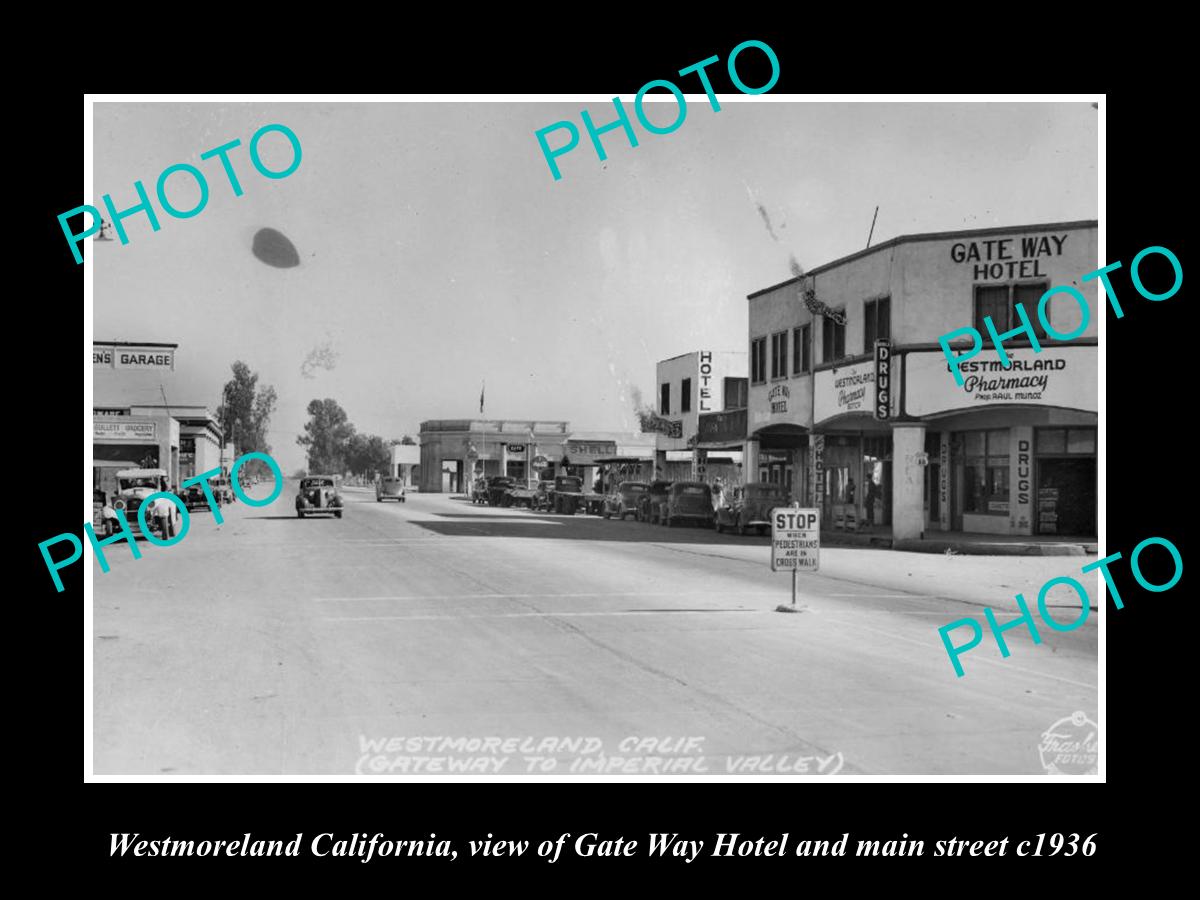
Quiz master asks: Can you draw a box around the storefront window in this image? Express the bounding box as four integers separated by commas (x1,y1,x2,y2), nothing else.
962,428,1010,514
1037,428,1066,454
1037,427,1096,455
1067,430,1096,454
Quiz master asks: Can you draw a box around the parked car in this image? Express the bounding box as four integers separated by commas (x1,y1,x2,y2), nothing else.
211,474,236,505
715,482,787,535
92,488,117,538
180,480,221,511
112,468,182,538
636,480,674,524
548,475,585,515
602,481,648,520
663,481,714,527
376,476,406,502
504,482,539,509
486,476,517,507
296,475,344,518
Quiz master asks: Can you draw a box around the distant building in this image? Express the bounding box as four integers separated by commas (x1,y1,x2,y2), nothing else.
418,420,571,493
92,341,224,497
651,350,747,481
390,443,420,484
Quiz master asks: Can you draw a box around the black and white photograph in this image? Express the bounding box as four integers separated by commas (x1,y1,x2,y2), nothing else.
82,95,1105,779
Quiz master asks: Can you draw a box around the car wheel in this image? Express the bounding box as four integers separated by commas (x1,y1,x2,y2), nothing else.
296,510,304,518
335,511,343,519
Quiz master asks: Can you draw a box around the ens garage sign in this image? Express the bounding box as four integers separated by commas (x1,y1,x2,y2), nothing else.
94,344,176,371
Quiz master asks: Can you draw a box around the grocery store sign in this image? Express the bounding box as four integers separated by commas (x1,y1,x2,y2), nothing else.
906,346,1096,416
94,421,156,441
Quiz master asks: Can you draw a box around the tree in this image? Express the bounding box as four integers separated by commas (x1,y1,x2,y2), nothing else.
296,398,355,475
629,386,661,433
217,361,277,458
400,435,416,446
346,433,392,478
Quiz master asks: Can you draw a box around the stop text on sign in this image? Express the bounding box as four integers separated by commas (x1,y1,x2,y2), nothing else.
535,40,780,181
771,507,819,572
58,124,302,264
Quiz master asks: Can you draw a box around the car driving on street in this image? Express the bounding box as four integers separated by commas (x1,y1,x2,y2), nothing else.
376,476,406,502
296,475,344,518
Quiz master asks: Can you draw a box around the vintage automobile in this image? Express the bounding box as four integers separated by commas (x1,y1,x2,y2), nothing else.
92,488,118,538
504,481,539,509
486,476,516,507
376,476,406,502
715,482,787,535
295,475,344,518
112,468,182,538
179,477,223,512
602,481,648,520
211,474,236,505
662,481,715,527
635,480,674,524
548,475,585,515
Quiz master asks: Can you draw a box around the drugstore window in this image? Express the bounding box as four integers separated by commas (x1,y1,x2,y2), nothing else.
962,428,1010,514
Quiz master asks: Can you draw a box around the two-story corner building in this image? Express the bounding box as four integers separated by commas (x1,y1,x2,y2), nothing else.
746,220,1098,540
653,351,747,480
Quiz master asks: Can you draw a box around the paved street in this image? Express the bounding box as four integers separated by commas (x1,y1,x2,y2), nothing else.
92,483,1098,776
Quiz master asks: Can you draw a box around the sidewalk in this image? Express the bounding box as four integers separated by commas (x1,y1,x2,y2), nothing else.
821,527,1097,557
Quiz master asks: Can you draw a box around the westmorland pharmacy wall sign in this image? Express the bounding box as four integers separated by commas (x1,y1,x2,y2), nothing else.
905,345,1097,416
93,342,176,371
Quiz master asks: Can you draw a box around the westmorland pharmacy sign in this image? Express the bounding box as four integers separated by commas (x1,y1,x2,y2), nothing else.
93,343,176,371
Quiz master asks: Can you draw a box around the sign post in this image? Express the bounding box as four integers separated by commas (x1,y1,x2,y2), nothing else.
770,506,819,612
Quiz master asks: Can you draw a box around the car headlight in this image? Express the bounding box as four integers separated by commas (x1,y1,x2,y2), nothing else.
113,499,125,510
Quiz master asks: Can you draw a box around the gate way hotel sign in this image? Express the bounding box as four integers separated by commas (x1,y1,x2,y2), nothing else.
93,342,177,371
905,345,1097,416
771,507,820,572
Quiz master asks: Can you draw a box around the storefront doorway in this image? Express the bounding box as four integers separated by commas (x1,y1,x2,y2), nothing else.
1036,458,1095,535
1034,427,1097,536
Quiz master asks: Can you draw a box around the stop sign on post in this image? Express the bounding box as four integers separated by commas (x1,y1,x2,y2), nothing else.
771,507,820,573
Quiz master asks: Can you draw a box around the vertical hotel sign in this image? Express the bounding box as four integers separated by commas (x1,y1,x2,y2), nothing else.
873,340,891,420
93,343,176,371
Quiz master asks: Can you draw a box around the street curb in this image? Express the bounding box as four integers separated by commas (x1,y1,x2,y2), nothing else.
892,539,1093,557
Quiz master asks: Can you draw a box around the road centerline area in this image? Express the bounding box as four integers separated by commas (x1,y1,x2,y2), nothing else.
94,487,1097,776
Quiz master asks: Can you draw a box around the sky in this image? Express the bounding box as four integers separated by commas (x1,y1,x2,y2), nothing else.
92,100,1097,473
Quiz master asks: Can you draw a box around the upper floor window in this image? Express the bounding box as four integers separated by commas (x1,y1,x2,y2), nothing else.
792,323,811,374
973,282,1051,343
822,313,846,363
863,296,891,352
681,378,692,413
750,337,767,384
660,383,670,415
724,377,748,410
770,331,788,379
